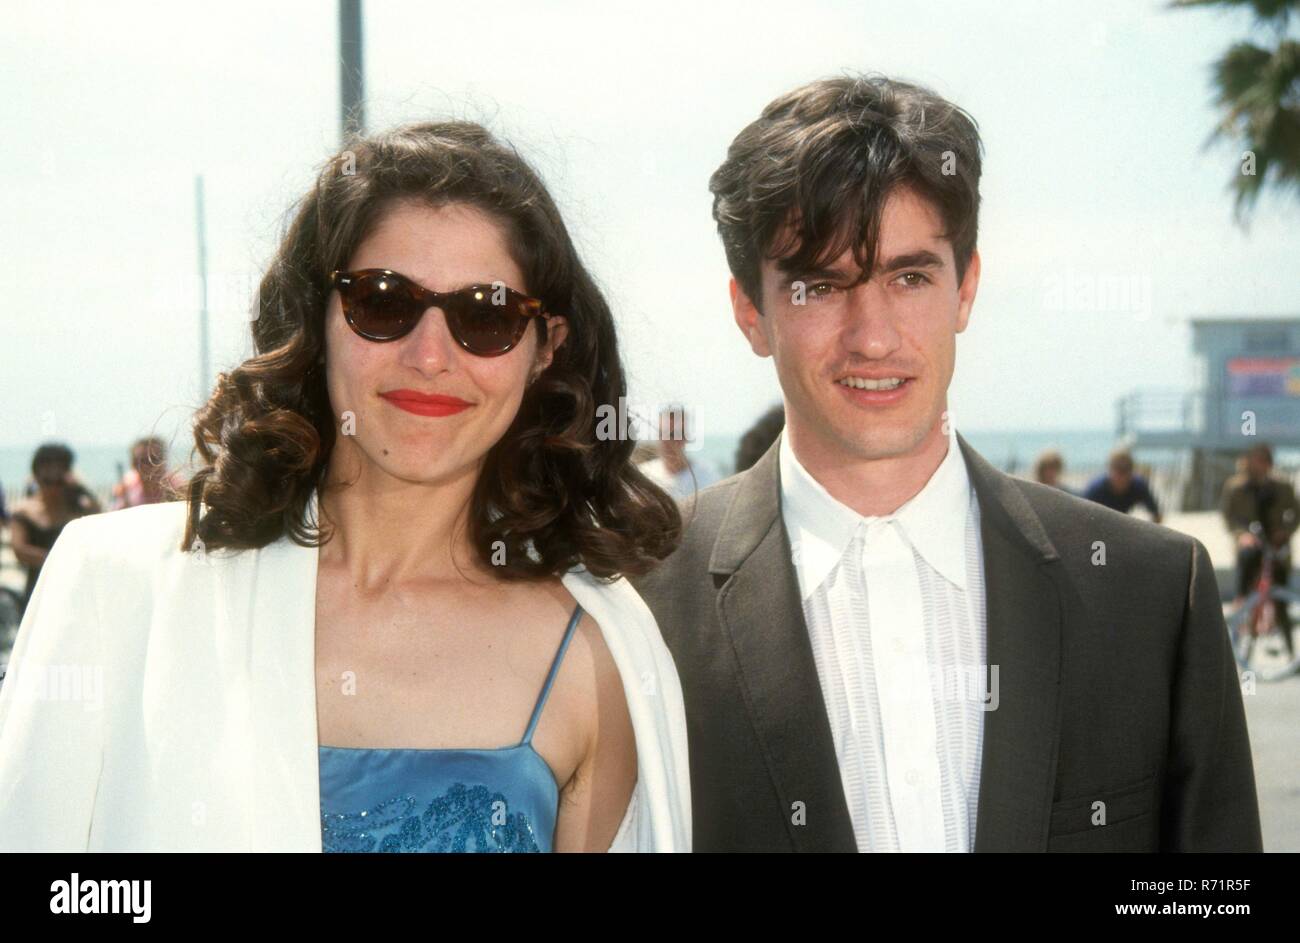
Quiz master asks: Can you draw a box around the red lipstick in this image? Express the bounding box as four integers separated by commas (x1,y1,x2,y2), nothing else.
379,389,473,417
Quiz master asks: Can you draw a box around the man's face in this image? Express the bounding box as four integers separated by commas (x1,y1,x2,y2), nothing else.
1108,467,1132,493
731,186,979,464
1246,453,1271,480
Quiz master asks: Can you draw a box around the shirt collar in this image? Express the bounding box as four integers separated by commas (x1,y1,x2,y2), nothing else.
778,424,972,600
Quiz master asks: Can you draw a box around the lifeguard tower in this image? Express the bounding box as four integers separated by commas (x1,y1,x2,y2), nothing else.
1116,317,1300,511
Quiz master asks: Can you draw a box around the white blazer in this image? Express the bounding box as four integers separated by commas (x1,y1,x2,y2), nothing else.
0,493,691,852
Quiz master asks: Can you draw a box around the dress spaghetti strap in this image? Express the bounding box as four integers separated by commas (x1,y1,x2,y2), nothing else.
520,603,584,746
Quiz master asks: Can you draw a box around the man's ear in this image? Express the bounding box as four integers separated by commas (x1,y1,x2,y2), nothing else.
731,278,772,358
955,249,980,334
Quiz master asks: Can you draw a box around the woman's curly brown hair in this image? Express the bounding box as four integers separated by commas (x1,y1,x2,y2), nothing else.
181,120,681,580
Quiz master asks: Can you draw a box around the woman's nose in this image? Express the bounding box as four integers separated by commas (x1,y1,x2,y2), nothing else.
397,304,459,372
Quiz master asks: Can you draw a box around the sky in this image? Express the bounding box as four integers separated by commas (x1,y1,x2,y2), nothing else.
2,0,1298,458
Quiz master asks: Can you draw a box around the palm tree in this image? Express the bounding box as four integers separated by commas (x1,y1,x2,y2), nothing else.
1172,0,1300,220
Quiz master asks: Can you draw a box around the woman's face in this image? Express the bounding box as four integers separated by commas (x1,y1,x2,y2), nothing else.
34,462,67,502
323,198,568,489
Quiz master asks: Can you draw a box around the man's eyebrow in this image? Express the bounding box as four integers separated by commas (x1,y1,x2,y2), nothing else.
777,251,945,286
878,250,945,271
778,266,855,285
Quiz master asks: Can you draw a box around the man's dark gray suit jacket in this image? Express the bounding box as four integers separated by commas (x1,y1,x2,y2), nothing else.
630,432,1263,852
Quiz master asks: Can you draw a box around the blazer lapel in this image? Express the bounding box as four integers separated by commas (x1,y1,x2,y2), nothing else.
708,432,1065,853
956,433,1064,852
219,488,324,851
708,438,857,852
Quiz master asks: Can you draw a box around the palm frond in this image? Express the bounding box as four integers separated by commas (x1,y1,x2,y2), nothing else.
1169,0,1298,30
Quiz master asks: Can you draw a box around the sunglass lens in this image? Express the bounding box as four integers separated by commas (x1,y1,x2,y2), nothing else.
446,289,529,355
346,273,421,339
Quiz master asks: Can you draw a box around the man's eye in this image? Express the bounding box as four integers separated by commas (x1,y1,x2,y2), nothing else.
896,272,930,289
808,282,839,297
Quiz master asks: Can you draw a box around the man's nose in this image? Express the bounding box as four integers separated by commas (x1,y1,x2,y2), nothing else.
839,286,901,357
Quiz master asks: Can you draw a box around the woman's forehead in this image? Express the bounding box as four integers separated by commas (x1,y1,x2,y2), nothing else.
354,199,524,288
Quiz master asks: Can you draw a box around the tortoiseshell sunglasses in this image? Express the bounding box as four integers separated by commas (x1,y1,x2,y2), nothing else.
330,268,549,356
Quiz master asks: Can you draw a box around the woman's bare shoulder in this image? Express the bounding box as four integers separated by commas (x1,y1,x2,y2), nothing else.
534,580,628,721
536,579,616,669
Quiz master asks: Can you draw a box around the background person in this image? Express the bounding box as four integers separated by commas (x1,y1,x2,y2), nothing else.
1222,442,1299,658
1083,448,1161,523
637,406,721,499
110,437,184,510
734,403,785,474
8,443,99,613
1033,448,1073,495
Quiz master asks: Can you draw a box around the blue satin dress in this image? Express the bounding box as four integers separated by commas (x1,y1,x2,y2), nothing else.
318,603,583,853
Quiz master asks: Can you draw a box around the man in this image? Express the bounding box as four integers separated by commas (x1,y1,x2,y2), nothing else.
631,73,1261,852
1083,448,1161,523
1033,448,1073,496
1222,442,1299,658
637,406,722,499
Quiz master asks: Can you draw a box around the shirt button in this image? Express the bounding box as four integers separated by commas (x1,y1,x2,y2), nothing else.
906,769,920,787
892,637,906,654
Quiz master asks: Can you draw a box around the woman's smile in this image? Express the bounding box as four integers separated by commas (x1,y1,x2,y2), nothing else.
378,389,474,417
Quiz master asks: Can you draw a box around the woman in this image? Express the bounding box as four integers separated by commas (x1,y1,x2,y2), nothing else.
0,121,690,852
110,436,183,510
8,443,100,613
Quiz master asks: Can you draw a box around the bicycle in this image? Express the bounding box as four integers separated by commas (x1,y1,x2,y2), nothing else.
0,522,27,680
1225,522,1300,682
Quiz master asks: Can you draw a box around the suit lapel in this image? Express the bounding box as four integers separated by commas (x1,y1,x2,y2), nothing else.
707,432,1065,853
956,433,1064,852
708,438,857,851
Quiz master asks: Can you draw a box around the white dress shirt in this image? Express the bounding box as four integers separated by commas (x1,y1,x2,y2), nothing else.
779,426,988,852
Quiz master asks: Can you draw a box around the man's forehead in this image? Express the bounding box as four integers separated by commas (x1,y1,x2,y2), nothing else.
765,188,952,280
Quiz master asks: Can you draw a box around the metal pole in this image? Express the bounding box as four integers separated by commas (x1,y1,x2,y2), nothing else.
340,0,364,142
195,175,210,404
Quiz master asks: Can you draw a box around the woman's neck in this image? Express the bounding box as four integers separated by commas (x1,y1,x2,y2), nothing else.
317,452,490,593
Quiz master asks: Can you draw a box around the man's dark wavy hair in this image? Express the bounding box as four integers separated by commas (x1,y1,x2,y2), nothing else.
181,120,681,580
709,72,984,309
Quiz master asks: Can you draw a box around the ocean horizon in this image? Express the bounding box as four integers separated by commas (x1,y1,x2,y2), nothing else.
0,427,1199,503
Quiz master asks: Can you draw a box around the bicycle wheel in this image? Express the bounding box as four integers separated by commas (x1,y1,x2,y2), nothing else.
1226,591,1264,672
0,587,22,681
1227,587,1300,681
1257,587,1300,681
